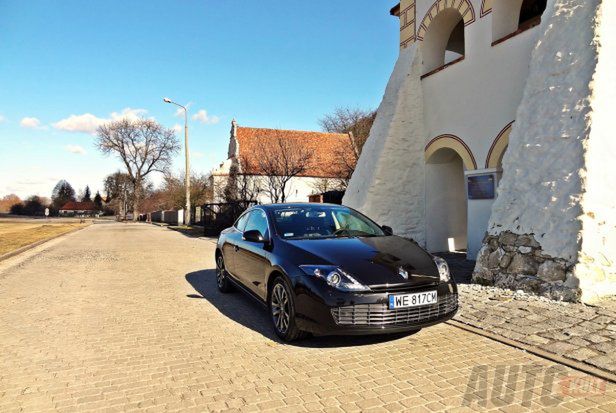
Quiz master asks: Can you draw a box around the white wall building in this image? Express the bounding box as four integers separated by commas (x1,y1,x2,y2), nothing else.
344,0,616,302
212,120,354,204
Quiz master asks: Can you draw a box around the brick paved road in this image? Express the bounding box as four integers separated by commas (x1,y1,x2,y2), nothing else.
0,223,614,412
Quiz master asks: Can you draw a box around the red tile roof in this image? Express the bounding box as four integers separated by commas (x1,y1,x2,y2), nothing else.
235,126,356,178
60,201,98,211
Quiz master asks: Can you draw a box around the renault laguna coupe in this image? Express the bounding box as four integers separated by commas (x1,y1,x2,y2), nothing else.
215,203,458,341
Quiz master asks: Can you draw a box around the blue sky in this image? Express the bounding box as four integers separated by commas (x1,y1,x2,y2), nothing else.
0,0,399,199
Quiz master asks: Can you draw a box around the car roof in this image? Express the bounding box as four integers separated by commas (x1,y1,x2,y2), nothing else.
256,203,345,210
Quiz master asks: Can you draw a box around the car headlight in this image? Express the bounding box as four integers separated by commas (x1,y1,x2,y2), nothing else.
299,265,370,292
433,257,451,282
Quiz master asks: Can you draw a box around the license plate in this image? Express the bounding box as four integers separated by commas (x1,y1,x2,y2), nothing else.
389,291,438,309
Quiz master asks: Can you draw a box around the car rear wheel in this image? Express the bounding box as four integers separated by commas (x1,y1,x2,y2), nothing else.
216,254,233,293
269,277,306,342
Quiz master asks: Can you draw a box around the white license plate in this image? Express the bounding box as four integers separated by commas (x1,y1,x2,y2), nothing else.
389,291,438,309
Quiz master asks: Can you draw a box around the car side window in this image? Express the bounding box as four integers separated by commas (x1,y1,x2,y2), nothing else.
333,210,375,234
235,212,251,232
244,209,269,239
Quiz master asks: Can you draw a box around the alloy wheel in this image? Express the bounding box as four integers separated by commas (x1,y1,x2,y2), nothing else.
271,283,290,334
216,256,226,288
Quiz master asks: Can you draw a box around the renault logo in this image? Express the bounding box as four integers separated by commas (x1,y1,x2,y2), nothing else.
398,267,409,280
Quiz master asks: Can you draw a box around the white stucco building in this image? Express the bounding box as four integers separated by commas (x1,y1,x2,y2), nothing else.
344,0,616,302
212,120,354,204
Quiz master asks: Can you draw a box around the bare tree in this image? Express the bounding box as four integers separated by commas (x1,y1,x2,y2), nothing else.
0,194,21,213
319,107,377,187
310,177,342,195
157,171,213,210
221,157,263,202
319,107,376,155
96,118,180,220
255,135,313,203
103,171,134,219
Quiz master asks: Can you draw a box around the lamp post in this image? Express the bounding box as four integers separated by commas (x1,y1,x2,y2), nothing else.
163,97,191,225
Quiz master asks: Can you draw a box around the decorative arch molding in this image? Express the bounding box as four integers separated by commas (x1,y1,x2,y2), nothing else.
480,0,493,17
417,0,476,41
425,134,477,170
485,121,514,169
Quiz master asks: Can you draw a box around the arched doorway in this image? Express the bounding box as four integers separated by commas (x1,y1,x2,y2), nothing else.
425,147,468,253
485,121,514,172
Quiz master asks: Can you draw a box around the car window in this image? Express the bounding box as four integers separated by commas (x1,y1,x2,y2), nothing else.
234,212,250,231
273,206,384,239
332,210,377,234
244,209,269,238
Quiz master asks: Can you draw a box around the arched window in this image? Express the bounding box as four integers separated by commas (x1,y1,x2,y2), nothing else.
492,0,546,44
422,9,465,76
519,0,547,27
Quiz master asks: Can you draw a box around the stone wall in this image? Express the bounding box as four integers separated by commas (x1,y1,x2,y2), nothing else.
475,0,616,303
474,232,580,302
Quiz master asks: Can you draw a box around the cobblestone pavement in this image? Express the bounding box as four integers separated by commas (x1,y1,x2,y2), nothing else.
455,284,616,374
1,223,615,412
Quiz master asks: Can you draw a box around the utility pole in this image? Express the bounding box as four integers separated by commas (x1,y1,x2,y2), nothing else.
163,97,191,225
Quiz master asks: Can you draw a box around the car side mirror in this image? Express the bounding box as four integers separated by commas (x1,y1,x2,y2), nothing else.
382,225,393,236
243,229,266,243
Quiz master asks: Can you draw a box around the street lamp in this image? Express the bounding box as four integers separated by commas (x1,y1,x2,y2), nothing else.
163,97,191,225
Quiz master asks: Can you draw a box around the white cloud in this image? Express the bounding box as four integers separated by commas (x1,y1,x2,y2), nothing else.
192,109,220,125
0,115,6,123
53,113,106,134
172,102,193,118
53,107,150,135
20,117,42,129
172,123,182,133
110,107,148,122
65,144,86,155
192,151,204,159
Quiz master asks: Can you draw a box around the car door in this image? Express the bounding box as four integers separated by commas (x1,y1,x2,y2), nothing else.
222,211,251,278
234,208,271,299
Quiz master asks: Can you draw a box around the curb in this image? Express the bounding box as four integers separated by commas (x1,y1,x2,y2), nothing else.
0,225,90,262
446,319,616,384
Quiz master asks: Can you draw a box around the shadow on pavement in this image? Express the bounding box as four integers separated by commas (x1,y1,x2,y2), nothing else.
185,269,418,348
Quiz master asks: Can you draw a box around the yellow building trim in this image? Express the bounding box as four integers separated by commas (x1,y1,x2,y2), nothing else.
425,134,477,170
397,0,417,49
417,0,476,41
480,0,493,17
486,121,514,169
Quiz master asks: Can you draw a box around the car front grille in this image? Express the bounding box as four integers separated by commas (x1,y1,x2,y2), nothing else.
331,293,458,326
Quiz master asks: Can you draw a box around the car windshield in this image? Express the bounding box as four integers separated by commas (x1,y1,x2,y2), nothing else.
272,206,386,240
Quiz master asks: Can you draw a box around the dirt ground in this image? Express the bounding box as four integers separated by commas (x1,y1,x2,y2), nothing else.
0,223,613,412
0,218,89,256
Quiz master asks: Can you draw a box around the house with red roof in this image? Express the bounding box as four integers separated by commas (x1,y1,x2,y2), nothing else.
59,201,101,217
212,120,356,204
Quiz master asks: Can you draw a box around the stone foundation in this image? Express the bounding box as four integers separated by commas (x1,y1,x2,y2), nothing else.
473,231,581,302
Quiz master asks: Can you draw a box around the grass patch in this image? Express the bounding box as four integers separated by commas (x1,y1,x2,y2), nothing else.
0,222,88,256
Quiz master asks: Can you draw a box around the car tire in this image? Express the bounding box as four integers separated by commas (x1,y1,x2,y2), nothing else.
215,254,233,293
269,276,306,342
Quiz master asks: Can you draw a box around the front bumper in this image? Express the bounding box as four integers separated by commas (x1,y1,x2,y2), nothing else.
293,279,458,336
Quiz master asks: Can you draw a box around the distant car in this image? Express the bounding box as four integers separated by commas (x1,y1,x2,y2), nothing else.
215,203,458,341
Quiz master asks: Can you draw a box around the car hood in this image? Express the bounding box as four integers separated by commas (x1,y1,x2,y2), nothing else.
286,236,439,289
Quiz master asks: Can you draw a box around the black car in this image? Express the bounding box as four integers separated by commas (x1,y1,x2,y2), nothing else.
215,203,458,341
